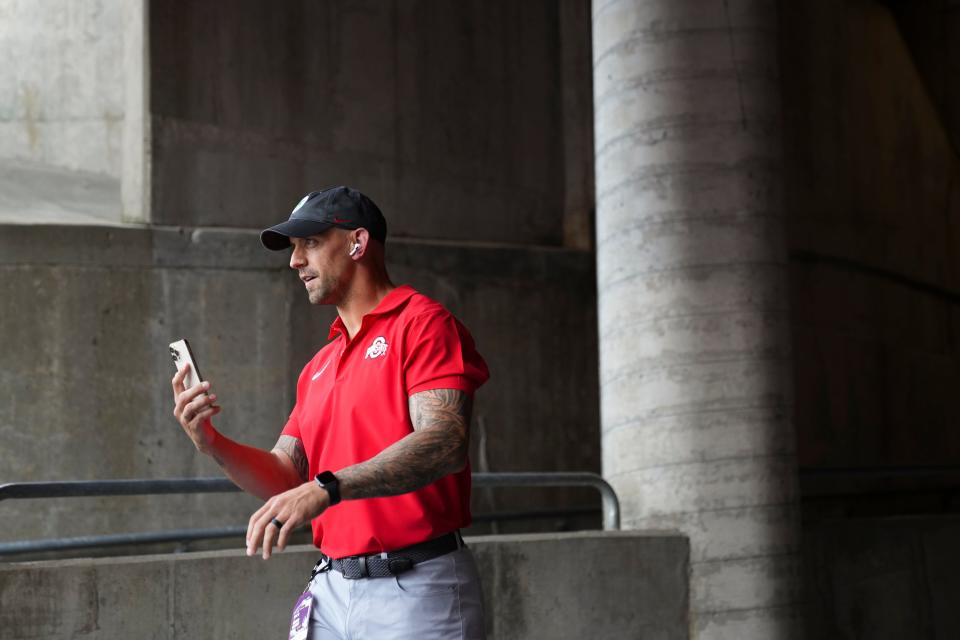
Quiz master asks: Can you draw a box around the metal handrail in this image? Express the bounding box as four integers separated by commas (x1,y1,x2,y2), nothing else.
0,527,250,556
0,508,606,557
0,472,620,557
472,472,620,530
0,478,239,500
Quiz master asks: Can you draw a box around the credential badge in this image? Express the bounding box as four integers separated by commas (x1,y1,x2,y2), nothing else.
365,336,388,359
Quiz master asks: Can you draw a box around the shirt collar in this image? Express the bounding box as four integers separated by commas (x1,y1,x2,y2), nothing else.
327,285,416,341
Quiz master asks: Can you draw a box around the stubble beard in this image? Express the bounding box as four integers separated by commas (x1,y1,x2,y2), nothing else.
307,273,341,306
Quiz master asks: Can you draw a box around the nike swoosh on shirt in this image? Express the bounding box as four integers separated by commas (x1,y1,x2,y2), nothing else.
312,362,330,381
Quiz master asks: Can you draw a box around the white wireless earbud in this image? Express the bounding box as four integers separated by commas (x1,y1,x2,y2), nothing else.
349,243,360,256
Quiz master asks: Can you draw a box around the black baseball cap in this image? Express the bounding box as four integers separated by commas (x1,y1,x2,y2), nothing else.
260,186,387,251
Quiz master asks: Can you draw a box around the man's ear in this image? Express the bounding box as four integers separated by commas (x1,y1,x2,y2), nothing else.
350,228,370,259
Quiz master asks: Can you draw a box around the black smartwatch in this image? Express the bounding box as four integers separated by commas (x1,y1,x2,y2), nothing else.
315,471,341,506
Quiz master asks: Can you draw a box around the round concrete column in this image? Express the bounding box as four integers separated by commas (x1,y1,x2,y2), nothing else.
593,1,801,638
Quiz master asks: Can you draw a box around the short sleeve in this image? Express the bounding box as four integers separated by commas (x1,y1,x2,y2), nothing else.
280,360,314,439
404,310,489,396
280,404,302,439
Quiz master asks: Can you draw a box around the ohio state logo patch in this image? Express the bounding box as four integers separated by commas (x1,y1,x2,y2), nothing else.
365,336,388,359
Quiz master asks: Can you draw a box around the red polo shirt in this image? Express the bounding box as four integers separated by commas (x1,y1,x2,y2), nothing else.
281,285,489,558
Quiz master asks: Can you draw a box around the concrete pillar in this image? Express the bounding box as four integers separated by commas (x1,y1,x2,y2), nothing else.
121,0,150,223
592,1,802,638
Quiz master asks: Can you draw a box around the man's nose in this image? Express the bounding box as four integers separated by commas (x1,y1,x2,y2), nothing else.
289,246,305,269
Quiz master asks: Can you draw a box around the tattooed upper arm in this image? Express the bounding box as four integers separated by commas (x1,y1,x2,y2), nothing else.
334,389,474,500
272,435,309,482
408,388,473,434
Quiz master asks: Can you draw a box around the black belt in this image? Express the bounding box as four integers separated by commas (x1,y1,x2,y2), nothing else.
311,532,463,580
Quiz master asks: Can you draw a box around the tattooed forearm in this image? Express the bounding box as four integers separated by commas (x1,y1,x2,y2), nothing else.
337,389,472,500
272,435,309,482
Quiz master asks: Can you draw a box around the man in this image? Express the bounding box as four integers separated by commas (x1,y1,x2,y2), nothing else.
171,186,489,639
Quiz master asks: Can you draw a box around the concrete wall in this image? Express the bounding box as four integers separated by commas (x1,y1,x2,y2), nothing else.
779,3,960,633
146,0,594,247
891,0,960,158
0,224,292,543
0,531,690,640
0,224,599,543
0,0,126,178
780,0,960,470
0,0,600,542
0,0,595,233
803,516,960,639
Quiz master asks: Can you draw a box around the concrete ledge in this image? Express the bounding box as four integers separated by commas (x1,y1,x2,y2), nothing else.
0,223,285,270
0,531,689,640
0,223,591,276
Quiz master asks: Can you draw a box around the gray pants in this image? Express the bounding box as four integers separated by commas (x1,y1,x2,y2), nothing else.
306,548,486,639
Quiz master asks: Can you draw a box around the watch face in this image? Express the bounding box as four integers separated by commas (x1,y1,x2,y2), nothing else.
315,471,341,505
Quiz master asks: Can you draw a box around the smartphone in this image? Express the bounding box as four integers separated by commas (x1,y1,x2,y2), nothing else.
169,338,205,390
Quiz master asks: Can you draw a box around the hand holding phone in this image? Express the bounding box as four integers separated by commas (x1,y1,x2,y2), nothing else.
170,338,221,452
169,339,204,391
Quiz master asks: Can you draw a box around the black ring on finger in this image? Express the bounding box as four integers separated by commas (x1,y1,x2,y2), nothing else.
270,517,284,529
